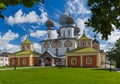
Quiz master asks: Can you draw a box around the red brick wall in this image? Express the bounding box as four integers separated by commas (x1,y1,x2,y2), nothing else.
20,57,30,66
82,55,97,67
9,58,18,66
32,57,39,66
67,56,81,67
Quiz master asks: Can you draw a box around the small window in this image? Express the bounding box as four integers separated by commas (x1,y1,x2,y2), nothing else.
71,57,77,65
88,41,91,46
56,48,58,55
66,48,69,52
86,57,92,64
5,58,7,61
68,31,70,36
82,41,85,47
63,31,65,37
48,33,50,38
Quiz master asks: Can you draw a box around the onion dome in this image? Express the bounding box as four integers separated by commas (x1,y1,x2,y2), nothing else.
74,25,80,34
93,35,99,43
65,15,74,25
45,19,54,27
59,13,68,25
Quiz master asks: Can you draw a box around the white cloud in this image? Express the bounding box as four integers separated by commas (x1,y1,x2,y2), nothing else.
21,35,28,42
66,0,91,15
6,10,40,25
30,30,58,39
0,30,20,53
0,30,19,44
6,9,48,26
30,30,47,39
107,29,120,44
33,43,41,53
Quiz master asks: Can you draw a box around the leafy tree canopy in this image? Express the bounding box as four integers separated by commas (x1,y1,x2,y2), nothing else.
0,0,44,19
106,38,120,68
86,0,120,40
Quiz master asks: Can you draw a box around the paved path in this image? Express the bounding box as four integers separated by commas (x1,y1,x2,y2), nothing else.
0,66,45,71
101,64,120,73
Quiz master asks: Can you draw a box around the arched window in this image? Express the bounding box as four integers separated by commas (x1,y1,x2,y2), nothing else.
22,58,27,65
68,30,70,36
86,57,92,64
63,31,65,37
71,57,77,65
64,40,72,47
51,40,61,48
43,42,49,49
82,41,85,47
48,33,50,38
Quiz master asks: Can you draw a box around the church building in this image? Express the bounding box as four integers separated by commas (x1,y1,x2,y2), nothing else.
9,37,40,66
40,12,106,67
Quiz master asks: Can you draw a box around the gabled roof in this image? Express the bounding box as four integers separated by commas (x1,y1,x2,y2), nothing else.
79,33,92,40
21,37,33,44
40,50,57,58
66,47,99,54
9,50,40,56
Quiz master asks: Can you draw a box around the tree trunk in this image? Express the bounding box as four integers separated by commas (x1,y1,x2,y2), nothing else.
116,60,120,68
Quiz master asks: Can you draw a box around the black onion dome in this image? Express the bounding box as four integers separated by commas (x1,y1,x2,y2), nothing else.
65,15,74,25
93,39,99,44
59,13,68,25
74,26,80,34
92,35,99,43
45,19,54,27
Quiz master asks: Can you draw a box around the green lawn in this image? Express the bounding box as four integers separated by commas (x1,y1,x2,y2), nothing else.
0,67,120,84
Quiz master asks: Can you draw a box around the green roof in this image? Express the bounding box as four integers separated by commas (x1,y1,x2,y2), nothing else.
66,47,99,54
8,50,40,56
79,33,92,40
22,37,33,44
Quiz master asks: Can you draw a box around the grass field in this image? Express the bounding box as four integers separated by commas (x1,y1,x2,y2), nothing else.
0,67,120,84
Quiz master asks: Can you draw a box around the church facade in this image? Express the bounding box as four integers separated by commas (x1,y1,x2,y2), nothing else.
40,13,106,67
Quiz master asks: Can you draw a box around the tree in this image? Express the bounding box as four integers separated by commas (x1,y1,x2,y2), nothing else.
86,0,120,40
0,0,44,19
106,38,120,68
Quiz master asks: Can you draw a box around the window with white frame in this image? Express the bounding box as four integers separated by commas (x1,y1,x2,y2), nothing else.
22,58,27,65
86,57,92,64
71,57,77,65
88,41,91,46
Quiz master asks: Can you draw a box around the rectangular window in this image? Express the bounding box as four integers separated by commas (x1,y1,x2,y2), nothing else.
82,41,85,47
68,31,70,36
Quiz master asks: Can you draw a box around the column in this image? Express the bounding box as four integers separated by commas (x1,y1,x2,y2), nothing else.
80,55,83,67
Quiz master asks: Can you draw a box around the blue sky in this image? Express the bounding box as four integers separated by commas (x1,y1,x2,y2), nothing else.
0,0,120,53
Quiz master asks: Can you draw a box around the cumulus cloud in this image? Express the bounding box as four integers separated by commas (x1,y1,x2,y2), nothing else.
30,30,47,39
6,9,48,26
0,30,19,44
30,30,58,39
33,43,41,53
107,29,120,44
0,30,20,53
